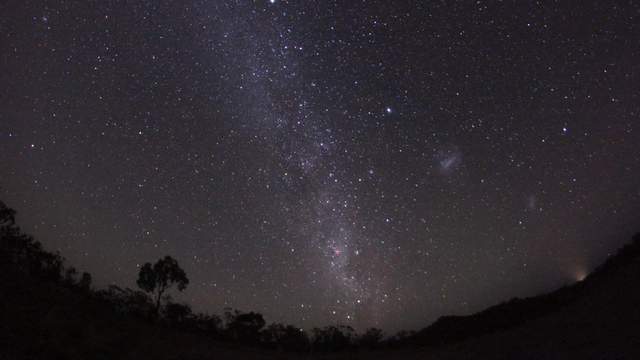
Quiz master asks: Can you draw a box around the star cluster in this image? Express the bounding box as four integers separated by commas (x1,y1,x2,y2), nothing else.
1,1,639,332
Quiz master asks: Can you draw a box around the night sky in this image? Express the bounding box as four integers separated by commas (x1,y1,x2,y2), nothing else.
1,1,640,332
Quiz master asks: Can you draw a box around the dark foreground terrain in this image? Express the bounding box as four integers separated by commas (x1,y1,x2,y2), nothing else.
2,203,640,359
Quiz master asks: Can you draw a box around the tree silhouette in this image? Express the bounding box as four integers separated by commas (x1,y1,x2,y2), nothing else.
64,266,78,286
191,313,222,335
311,325,355,352
164,302,193,324
79,272,92,290
224,308,266,344
136,256,189,316
359,327,384,349
0,200,16,228
262,323,309,352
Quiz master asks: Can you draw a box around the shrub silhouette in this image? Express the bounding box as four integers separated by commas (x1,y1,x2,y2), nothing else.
190,312,222,335
311,325,355,352
224,308,266,344
78,272,92,291
164,301,193,324
0,200,64,280
261,323,309,352
63,266,78,286
97,285,155,318
359,327,384,349
137,256,189,316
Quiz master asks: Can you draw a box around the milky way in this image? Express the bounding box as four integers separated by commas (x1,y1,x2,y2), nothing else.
1,1,640,332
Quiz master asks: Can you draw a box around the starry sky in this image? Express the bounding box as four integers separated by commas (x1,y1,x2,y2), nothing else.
1,1,640,332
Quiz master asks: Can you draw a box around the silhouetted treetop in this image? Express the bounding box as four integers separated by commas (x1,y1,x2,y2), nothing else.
0,200,16,227
224,308,266,344
137,255,189,316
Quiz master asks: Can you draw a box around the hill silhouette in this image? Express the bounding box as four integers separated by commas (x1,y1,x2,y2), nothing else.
382,233,640,359
1,199,639,359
